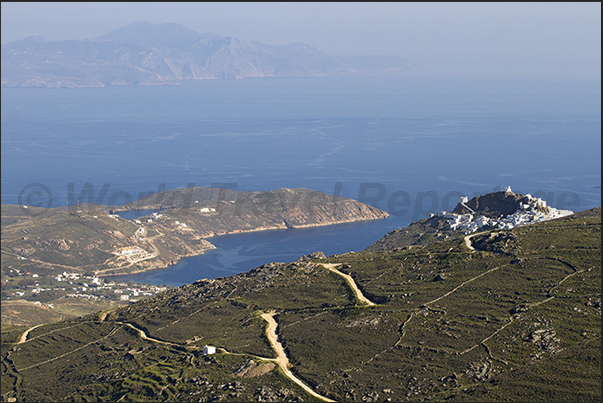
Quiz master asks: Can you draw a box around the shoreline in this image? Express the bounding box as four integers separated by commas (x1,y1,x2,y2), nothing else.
3,186,390,282
100,215,390,280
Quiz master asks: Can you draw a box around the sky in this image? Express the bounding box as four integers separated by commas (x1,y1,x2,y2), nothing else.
1,2,601,80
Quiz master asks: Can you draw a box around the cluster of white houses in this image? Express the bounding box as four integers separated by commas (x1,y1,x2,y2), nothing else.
6,270,168,303
134,211,165,224
54,271,85,282
128,205,221,231
435,188,574,234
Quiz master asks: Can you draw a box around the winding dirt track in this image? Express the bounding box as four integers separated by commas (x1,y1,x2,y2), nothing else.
464,233,478,251
14,260,373,400
17,324,42,344
322,263,376,305
120,322,180,346
260,312,335,402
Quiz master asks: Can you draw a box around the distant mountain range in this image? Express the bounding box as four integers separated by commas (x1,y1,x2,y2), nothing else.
1,22,418,88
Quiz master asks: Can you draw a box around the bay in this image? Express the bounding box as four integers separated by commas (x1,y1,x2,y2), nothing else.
1,75,600,285
108,218,399,286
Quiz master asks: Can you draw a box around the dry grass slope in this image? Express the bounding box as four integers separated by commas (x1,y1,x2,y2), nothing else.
1,207,599,402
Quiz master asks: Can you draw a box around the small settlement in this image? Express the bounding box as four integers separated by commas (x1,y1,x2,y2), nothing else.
435,187,574,234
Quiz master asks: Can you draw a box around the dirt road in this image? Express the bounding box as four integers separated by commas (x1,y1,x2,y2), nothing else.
260,312,335,402
322,263,375,306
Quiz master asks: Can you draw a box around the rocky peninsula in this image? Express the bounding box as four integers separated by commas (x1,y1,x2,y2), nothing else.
2,187,389,277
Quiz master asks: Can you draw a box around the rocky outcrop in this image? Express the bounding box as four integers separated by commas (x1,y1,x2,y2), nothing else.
444,188,572,233
297,251,327,262
471,232,519,255
452,189,549,217
366,188,574,252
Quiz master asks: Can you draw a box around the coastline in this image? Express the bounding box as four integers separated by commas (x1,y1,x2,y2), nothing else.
2,187,391,284
99,214,390,279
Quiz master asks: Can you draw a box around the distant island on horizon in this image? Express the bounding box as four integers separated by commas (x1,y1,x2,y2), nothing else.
0,21,419,88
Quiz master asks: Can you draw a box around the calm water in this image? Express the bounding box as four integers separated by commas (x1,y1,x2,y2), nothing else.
2,75,600,285
107,220,397,285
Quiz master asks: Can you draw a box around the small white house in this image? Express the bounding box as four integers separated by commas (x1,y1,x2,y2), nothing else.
203,345,216,355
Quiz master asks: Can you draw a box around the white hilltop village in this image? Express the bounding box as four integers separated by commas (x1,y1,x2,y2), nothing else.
433,187,575,234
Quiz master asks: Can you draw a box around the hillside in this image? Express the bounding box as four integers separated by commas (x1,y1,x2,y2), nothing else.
1,186,388,325
1,22,417,88
2,204,599,402
2,186,388,276
365,188,573,252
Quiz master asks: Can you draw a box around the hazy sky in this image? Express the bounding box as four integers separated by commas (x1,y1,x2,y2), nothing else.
1,2,600,80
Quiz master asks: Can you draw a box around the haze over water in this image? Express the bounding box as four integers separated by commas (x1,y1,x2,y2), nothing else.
1,75,600,285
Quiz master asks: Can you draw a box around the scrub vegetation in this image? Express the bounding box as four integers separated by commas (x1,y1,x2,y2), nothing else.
1,207,600,402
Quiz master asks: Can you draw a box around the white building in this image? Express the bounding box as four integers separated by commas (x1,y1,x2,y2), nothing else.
443,193,573,234
203,345,216,355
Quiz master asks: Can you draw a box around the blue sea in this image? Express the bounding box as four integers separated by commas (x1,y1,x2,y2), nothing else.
2,75,600,285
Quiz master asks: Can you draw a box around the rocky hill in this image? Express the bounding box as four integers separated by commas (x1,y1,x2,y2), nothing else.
1,186,388,277
365,188,573,252
1,22,417,88
1,204,599,402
